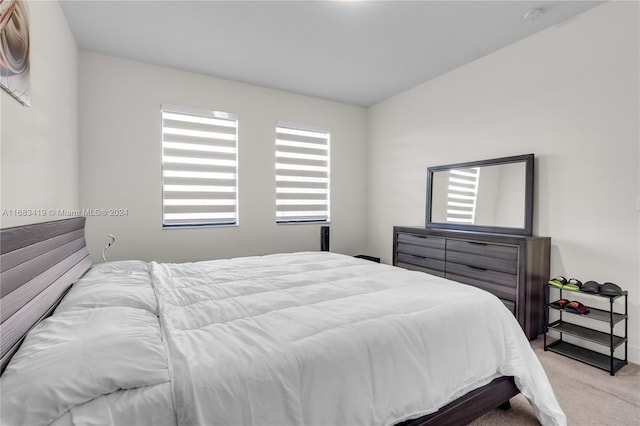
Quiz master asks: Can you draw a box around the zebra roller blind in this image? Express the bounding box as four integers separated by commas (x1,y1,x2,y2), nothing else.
447,167,480,223
276,123,330,223
161,105,238,227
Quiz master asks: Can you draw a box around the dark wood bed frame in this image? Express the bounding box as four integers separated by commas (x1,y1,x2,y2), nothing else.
0,217,520,425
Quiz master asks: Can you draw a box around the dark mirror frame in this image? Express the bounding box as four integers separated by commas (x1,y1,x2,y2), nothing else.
425,153,534,236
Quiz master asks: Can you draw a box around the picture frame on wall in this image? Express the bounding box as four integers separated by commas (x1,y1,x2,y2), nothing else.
0,0,31,106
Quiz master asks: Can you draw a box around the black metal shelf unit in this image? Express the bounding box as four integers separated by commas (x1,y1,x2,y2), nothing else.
544,285,628,376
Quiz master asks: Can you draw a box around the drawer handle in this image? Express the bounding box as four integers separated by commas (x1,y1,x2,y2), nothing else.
402,253,426,260
467,241,488,246
466,265,488,271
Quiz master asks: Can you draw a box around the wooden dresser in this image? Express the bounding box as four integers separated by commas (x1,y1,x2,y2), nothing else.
393,226,550,339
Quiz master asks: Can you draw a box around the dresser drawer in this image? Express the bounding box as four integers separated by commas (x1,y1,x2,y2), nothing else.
445,261,517,292
396,233,446,276
397,253,445,276
446,270,517,301
446,240,518,275
397,233,445,251
446,239,518,261
397,241,446,261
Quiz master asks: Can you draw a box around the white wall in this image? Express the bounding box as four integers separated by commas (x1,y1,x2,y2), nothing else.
367,2,639,363
79,52,367,263
0,1,79,227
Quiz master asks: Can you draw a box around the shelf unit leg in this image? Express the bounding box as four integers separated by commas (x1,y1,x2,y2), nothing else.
624,294,628,368
544,285,549,350
610,297,614,376
559,288,563,343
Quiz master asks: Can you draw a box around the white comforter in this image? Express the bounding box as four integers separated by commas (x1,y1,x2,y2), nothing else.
1,252,566,426
151,251,565,426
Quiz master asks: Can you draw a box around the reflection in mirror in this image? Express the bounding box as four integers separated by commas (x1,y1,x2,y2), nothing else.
426,154,533,235
430,162,526,228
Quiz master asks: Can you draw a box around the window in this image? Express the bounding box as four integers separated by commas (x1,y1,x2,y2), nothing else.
447,167,480,223
275,122,330,223
161,105,238,227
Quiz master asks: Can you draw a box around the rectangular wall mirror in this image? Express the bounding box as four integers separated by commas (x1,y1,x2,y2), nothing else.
426,154,534,235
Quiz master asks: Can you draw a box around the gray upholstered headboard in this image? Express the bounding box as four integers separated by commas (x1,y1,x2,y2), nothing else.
0,217,93,373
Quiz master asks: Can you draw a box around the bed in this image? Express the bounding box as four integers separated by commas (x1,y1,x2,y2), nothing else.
0,218,566,426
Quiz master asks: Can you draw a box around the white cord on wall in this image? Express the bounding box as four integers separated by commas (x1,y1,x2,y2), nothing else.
102,234,116,262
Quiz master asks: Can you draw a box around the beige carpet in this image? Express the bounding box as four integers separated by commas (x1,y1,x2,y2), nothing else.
468,338,640,425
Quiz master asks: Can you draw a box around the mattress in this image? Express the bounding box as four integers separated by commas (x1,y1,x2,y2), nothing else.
0,251,566,426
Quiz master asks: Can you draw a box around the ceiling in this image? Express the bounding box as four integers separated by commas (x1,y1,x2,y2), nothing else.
60,0,604,107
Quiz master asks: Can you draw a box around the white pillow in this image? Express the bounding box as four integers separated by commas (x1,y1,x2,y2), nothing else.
83,260,149,278
56,274,158,315
0,307,170,426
